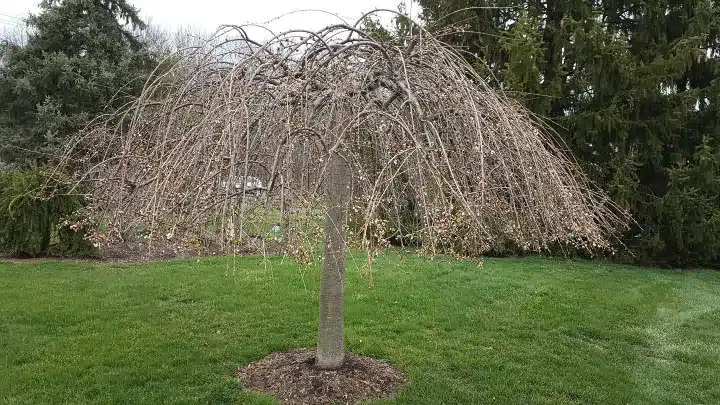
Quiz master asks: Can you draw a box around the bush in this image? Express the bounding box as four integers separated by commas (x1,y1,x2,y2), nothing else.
0,169,97,258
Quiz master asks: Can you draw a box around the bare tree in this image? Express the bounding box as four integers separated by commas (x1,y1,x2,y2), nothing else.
56,11,628,369
1,19,28,56
136,21,212,57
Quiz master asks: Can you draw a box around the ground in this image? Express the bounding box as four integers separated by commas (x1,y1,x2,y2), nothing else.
238,348,406,404
1,252,719,404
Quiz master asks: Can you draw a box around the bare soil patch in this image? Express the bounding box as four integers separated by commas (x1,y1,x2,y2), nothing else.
237,349,407,405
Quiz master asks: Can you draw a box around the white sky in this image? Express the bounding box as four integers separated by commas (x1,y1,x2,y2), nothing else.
1,1,420,38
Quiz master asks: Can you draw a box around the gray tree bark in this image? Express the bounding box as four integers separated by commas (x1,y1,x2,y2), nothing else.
316,149,351,369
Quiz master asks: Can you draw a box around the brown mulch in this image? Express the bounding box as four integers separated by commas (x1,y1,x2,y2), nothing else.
237,349,407,405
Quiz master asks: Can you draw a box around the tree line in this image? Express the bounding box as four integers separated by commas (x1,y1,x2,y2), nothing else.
1,0,718,267
418,0,720,267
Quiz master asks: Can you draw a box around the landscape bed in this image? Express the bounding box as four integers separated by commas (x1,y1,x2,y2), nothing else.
1,252,718,404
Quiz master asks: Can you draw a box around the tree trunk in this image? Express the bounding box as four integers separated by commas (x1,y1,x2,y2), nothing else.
316,149,351,369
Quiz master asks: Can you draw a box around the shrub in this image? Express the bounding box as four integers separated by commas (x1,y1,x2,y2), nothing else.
0,169,97,258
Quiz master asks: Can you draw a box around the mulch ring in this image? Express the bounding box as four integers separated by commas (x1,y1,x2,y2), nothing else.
237,349,407,405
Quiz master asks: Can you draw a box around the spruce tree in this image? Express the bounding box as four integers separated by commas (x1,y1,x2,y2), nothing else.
0,0,156,167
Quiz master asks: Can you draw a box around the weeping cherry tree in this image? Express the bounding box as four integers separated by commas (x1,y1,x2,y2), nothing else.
56,12,627,369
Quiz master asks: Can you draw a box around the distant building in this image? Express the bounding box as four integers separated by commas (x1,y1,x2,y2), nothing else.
217,175,266,197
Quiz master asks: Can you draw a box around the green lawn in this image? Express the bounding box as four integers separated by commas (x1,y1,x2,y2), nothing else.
1,253,719,405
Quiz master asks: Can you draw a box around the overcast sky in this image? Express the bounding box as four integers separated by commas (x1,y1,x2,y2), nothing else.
1,0,421,38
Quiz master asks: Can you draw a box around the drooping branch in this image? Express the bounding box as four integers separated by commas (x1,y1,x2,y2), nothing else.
55,11,628,255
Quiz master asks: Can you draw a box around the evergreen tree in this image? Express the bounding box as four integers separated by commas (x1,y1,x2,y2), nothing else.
0,0,156,167
419,0,720,266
